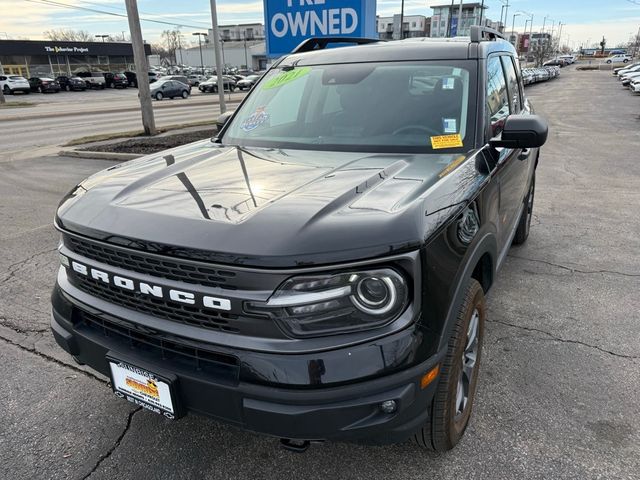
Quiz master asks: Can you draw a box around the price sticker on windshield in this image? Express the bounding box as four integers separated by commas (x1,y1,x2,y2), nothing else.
431,134,463,149
262,67,311,90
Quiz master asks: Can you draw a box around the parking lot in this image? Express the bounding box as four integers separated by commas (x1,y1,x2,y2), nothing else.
1,66,639,479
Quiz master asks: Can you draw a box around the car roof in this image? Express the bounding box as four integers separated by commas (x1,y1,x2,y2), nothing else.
279,36,516,67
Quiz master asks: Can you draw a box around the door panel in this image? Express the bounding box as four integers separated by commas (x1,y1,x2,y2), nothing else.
486,56,530,251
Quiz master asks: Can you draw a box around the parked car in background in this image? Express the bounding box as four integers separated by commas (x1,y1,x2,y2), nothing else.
76,72,106,89
55,76,87,91
616,64,640,78
148,72,159,83
557,55,576,64
607,54,632,64
620,71,640,86
613,62,640,75
123,71,138,87
149,79,190,100
543,58,566,67
28,77,61,93
236,74,261,90
159,76,192,92
187,74,205,86
104,73,129,89
198,76,236,93
0,75,31,94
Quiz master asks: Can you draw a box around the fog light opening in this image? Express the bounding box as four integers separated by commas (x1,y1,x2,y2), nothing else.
380,400,397,414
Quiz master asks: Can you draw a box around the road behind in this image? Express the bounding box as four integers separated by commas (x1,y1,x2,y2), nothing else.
0,89,244,161
0,67,639,479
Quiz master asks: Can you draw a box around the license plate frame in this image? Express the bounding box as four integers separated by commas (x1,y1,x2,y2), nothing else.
107,353,181,420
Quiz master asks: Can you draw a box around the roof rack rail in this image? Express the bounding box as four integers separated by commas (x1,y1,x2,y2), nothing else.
470,25,506,43
291,37,382,54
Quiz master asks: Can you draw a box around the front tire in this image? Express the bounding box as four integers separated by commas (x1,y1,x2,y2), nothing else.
513,174,536,245
181,90,188,99
413,279,485,452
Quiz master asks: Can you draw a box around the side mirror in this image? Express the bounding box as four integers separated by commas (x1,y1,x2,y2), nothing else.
490,114,548,149
216,111,234,132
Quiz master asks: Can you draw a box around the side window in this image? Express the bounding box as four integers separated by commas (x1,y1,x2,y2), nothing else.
501,56,522,114
486,57,509,137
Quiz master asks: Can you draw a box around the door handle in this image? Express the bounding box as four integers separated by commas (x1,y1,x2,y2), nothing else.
518,149,531,161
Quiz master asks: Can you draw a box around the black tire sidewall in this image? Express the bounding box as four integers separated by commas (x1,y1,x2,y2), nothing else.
431,279,486,451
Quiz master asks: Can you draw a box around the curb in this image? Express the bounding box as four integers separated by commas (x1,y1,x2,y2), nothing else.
59,150,140,161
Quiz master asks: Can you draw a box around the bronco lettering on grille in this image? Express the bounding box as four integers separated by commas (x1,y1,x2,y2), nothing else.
68,259,232,312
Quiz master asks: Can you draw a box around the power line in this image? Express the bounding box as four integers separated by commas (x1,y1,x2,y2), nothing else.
22,0,212,30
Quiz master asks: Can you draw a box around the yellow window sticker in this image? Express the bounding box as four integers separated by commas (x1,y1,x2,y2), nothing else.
262,67,311,90
430,134,463,150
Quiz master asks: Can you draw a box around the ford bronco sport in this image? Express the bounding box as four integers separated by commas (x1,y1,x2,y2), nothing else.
51,26,547,452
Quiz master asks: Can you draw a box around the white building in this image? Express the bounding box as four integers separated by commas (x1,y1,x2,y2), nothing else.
177,40,267,71
377,15,430,40
207,23,265,42
430,2,492,38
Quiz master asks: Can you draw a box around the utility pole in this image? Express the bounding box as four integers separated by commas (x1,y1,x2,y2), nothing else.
125,0,155,135
243,33,248,69
0,87,5,105
209,0,227,113
193,33,206,75
457,0,463,36
399,0,405,40
479,0,485,26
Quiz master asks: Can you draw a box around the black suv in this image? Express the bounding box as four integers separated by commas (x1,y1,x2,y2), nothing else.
51,27,547,451
104,72,129,89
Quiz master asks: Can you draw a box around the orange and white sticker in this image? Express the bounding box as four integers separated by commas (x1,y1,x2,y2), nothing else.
431,134,463,150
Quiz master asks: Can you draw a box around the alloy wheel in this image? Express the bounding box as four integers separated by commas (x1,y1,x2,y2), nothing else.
455,309,479,417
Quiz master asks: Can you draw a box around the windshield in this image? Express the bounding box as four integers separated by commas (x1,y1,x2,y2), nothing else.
223,61,476,153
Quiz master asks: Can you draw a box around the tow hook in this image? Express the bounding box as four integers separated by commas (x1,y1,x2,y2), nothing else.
279,438,311,453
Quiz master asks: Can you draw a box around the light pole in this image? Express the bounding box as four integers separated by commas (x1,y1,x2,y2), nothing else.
511,12,523,50
243,33,248,69
220,39,226,72
192,32,207,76
95,34,108,43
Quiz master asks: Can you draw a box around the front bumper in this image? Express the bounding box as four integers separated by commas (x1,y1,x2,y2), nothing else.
51,284,442,443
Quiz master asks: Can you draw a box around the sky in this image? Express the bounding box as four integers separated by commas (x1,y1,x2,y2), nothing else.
1,0,639,48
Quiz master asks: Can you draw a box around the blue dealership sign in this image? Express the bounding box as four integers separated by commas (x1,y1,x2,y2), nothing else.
450,16,458,37
264,0,378,57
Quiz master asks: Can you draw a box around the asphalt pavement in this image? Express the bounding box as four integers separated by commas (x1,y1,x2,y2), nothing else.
0,66,639,479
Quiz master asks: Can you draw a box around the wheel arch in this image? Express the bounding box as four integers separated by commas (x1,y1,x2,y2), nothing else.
437,232,497,352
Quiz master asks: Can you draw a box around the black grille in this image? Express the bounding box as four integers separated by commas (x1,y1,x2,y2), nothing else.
71,273,241,333
80,313,239,383
65,235,238,290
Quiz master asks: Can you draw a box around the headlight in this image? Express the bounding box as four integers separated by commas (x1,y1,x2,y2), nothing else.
246,268,409,337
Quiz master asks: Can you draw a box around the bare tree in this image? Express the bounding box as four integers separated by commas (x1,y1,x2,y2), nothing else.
531,40,555,67
161,30,180,65
43,29,93,41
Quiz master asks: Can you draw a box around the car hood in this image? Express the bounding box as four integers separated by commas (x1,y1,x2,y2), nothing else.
57,141,485,267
